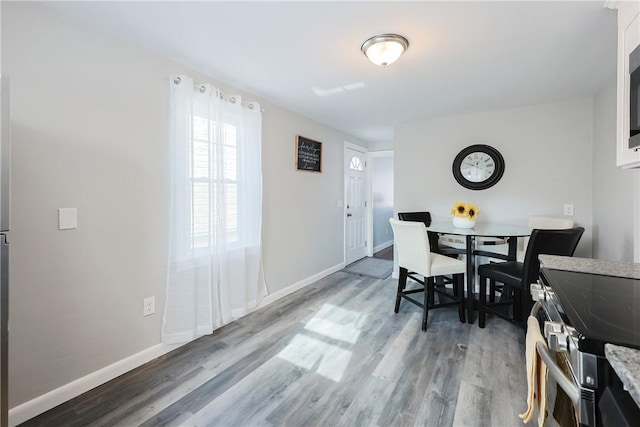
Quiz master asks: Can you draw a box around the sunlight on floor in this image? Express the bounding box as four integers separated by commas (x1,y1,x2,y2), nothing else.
304,304,366,344
277,304,369,382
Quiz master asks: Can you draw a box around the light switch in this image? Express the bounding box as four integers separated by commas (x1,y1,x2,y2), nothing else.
59,208,77,230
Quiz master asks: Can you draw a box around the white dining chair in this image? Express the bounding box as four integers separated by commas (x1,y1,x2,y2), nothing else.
389,219,466,331
517,216,575,261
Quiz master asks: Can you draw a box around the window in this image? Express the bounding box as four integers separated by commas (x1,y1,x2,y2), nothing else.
349,155,364,171
190,114,240,249
165,76,265,343
168,77,261,257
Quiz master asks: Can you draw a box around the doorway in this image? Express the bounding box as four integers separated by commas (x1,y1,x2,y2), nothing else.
369,151,394,261
344,143,367,265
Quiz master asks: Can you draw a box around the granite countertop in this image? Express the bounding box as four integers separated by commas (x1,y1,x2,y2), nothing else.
539,255,640,280
540,255,640,407
605,344,640,407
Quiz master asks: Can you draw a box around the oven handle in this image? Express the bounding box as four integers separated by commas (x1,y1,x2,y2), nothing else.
530,300,542,317
529,301,580,405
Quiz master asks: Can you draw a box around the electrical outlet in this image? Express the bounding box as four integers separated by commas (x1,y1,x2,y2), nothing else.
563,204,574,217
143,296,155,316
58,208,78,230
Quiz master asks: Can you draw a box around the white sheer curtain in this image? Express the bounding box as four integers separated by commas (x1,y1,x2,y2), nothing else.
163,75,266,344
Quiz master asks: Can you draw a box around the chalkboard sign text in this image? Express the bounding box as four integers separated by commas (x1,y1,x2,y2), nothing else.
296,136,322,173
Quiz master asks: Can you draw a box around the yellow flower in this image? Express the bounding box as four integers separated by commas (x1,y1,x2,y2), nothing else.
466,203,479,220
451,202,479,219
451,202,467,217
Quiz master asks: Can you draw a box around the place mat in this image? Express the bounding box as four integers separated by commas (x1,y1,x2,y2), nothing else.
342,257,393,279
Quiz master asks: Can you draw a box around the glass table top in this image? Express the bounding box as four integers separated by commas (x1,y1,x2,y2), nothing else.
426,221,531,237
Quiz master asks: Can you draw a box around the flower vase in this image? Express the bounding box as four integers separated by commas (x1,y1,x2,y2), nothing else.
452,216,476,229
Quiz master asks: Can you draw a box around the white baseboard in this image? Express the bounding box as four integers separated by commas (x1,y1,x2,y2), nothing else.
372,240,393,254
259,262,345,307
8,342,184,426
9,262,345,426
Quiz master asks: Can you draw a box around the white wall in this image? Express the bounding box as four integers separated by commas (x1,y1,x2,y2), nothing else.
395,98,594,258
2,2,367,410
262,108,358,289
371,153,393,250
592,79,635,261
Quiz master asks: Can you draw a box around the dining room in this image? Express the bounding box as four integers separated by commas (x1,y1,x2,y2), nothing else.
368,93,628,278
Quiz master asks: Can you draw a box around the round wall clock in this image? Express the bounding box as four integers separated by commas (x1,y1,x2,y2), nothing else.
452,144,505,190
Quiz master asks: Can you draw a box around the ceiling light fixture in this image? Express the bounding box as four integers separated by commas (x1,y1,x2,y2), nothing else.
361,34,409,67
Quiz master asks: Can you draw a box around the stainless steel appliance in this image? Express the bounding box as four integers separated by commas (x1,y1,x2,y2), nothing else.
530,268,640,427
0,74,10,427
630,43,640,150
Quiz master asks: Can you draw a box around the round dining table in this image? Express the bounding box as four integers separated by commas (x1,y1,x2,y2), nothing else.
425,221,531,323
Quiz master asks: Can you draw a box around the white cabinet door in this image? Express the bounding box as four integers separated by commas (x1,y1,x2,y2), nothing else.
617,2,640,168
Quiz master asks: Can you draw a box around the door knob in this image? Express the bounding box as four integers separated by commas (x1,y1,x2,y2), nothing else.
347,213,352,217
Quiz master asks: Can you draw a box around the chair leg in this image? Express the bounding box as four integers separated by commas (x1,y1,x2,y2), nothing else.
523,292,533,325
513,287,522,322
513,288,528,325
395,267,408,313
479,275,487,328
427,276,435,305
422,277,433,331
520,291,529,326
489,279,496,303
455,274,466,323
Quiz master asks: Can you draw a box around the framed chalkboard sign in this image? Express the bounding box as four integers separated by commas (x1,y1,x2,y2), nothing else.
295,135,322,172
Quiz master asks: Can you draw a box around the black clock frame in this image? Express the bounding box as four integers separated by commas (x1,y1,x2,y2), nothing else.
452,144,505,190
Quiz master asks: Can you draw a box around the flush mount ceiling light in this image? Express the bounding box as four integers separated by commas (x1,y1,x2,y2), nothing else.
361,34,409,67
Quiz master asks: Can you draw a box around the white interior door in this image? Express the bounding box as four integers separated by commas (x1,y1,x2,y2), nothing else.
345,146,367,264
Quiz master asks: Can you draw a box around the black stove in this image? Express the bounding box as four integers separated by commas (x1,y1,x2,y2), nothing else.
540,268,640,357
534,267,640,427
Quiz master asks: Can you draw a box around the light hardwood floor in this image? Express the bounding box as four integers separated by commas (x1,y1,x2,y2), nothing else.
20,271,527,426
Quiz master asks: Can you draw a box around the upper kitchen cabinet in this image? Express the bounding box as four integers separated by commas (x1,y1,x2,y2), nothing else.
615,0,640,168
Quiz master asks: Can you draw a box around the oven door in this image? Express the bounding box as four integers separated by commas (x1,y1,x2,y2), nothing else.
529,294,605,427
529,301,585,422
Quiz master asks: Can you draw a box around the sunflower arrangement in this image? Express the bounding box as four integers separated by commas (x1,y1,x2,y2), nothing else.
450,202,479,220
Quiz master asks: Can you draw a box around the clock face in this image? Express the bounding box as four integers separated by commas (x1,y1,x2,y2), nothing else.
460,151,496,182
452,145,505,190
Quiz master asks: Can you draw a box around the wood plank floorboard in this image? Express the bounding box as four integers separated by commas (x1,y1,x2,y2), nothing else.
20,271,526,427
373,245,393,261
